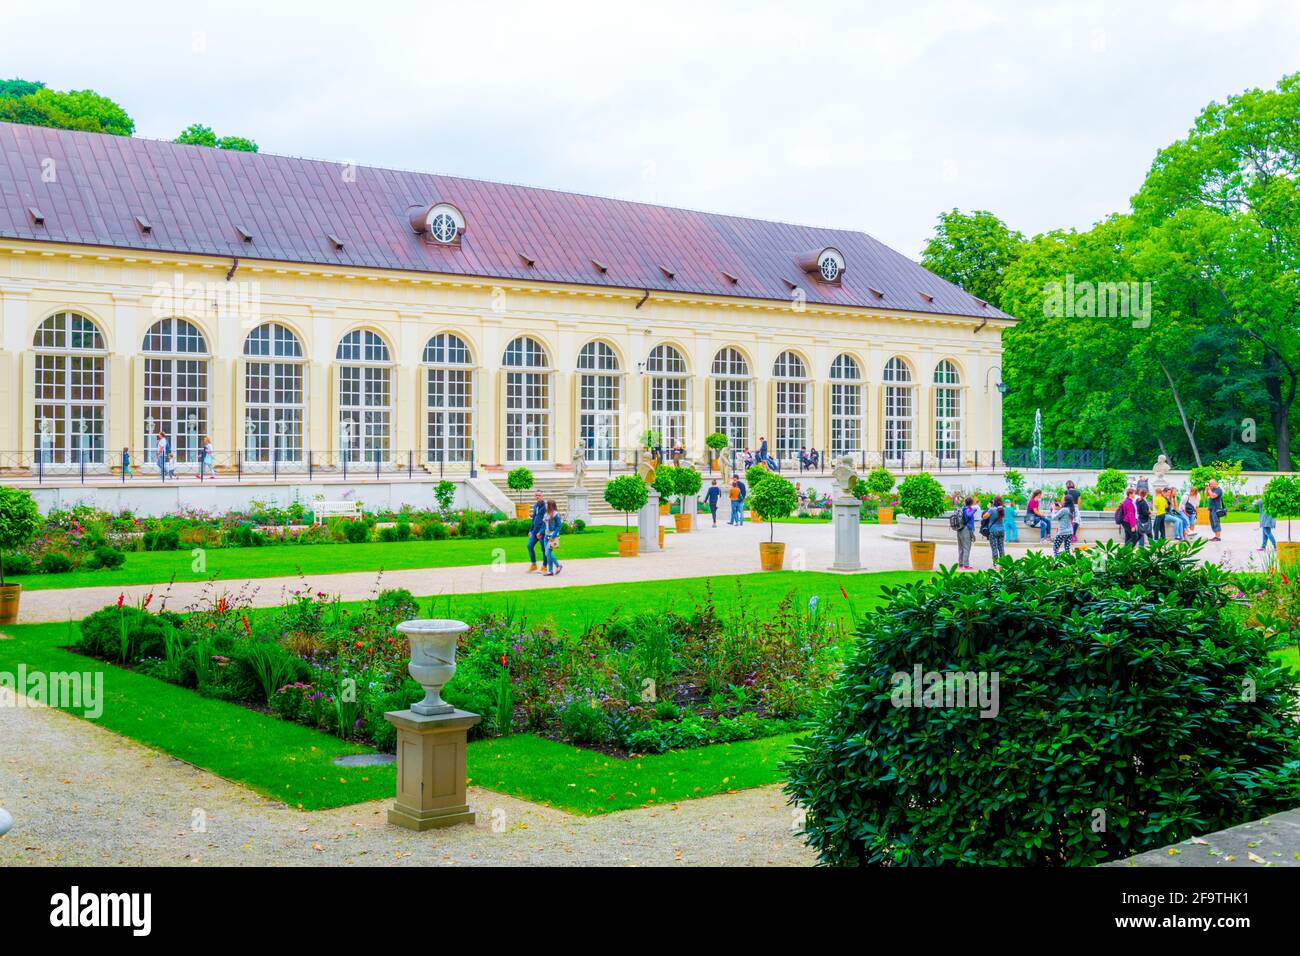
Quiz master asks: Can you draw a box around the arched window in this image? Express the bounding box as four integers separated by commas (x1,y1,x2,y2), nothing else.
423,333,473,464
244,322,305,463
336,330,392,464
33,311,107,465
934,360,962,464
829,353,863,457
646,344,688,451
883,357,914,464
711,347,751,453
503,336,550,463
142,318,209,465
772,350,809,462
577,341,620,463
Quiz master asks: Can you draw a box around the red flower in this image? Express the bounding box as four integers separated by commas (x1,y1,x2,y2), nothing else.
1282,572,1291,585
354,640,363,650
142,593,153,610
499,654,508,666
241,614,251,636
839,586,849,601
116,593,125,609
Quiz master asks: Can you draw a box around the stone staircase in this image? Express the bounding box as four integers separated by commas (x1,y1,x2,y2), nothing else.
488,471,628,521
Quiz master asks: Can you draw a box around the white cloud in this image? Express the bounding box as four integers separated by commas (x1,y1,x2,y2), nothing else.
3,0,1299,256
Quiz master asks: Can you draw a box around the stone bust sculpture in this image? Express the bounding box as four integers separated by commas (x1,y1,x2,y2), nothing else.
1152,454,1171,488
832,455,857,498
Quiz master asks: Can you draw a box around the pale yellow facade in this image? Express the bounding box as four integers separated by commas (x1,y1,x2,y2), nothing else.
0,239,1007,470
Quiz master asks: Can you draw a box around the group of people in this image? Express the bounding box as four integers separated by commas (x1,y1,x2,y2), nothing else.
524,490,565,577
121,432,216,480
740,437,780,473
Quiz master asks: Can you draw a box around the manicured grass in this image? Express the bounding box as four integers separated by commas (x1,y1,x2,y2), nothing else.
0,570,919,813
9,526,625,592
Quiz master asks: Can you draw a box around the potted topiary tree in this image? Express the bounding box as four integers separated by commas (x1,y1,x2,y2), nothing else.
897,472,947,571
604,475,648,557
865,466,896,523
745,463,772,522
507,466,534,519
1188,464,1219,525
652,465,675,516
1263,475,1300,563
748,474,798,570
673,466,702,533
705,431,729,472
1094,467,1128,508
0,487,42,624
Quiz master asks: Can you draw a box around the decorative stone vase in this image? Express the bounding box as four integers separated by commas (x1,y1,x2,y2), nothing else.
908,540,936,571
398,619,468,716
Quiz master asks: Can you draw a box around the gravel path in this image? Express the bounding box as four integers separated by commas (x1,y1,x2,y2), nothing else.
14,519,1268,623
0,691,814,867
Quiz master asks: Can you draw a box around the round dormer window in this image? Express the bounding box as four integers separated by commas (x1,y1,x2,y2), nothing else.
431,211,458,243
416,202,465,244
818,248,844,282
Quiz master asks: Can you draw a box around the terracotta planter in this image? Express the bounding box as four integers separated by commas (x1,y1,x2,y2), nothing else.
674,512,693,533
747,511,757,523
0,583,19,625
759,541,785,570
1196,507,1210,524
659,503,670,516
877,507,894,524
515,502,531,519
908,540,936,571
1277,540,1300,565
617,531,639,557
658,527,666,548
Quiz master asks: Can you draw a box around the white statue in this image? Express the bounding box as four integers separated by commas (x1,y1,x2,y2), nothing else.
571,443,588,489
1152,454,1171,490
832,455,857,499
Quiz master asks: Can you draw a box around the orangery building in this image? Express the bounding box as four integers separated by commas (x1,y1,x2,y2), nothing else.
0,121,1011,476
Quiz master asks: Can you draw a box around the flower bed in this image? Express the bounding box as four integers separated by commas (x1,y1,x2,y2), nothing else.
70,580,852,756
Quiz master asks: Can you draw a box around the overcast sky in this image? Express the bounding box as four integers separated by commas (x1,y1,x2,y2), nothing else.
4,0,1299,257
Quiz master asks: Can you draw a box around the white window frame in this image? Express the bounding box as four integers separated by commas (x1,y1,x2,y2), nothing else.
647,344,689,451
244,322,305,464
829,353,863,457
143,318,209,466
578,341,620,463
883,356,914,465
773,350,809,463
503,336,551,464
423,332,474,464
337,329,392,465
711,347,751,454
33,311,108,467
934,359,962,465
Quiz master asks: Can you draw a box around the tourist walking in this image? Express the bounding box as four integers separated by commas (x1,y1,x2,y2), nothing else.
1206,479,1225,541
1253,496,1277,551
526,490,546,572
1120,487,1138,546
155,430,168,480
956,496,977,569
985,496,1007,561
728,478,742,525
1064,481,1081,541
121,446,132,478
1051,497,1076,556
704,479,722,527
199,435,215,478
736,476,748,524
1135,488,1152,546
541,499,563,576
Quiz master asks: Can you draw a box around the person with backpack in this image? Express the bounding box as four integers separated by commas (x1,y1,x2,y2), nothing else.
984,496,1007,561
728,478,742,525
1135,488,1153,546
1064,480,1081,541
736,476,748,524
1027,490,1051,542
1181,487,1200,537
1050,496,1076,556
1119,487,1138,546
952,496,977,570
1206,479,1225,542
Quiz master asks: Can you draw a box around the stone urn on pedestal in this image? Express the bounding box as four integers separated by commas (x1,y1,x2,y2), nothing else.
384,619,481,830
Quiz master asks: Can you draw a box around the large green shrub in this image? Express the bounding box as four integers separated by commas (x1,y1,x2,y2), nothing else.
1262,474,1300,541
865,467,895,497
674,466,702,502
896,472,947,540
0,487,42,585
748,475,798,542
506,466,534,501
1188,464,1219,491
1094,467,1129,501
705,432,729,452
604,475,649,530
783,542,1300,866
745,463,773,490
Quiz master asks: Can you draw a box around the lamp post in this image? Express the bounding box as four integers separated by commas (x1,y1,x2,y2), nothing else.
384,619,480,830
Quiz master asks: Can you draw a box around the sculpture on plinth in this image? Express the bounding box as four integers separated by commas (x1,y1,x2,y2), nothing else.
832,455,857,499
571,443,588,489
1152,454,1172,490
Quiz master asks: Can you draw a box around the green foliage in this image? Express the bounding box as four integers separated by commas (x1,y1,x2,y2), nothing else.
745,463,774,489
1263,475,1300,541
705,432,729,451
748,475,798,541
896,473,947,539
77,605,184,661
175,123,258,152
40,553,72,574
142,529,181,551
603,475,649,529
865,467,895,496
783,542,1300,866
343,520,370,544
506,467,534,497
434,480,456,513
561,700,609,745
83,546,126,571
1187,465,1219,490
0,78,45,99
674,467,703,499
1094,467,1128,500
229,641,308,705
1002,469,1026,502
640,429,662,450
920,208,1024,307
0,487,42,585
0,85,134,135
651,465,678,499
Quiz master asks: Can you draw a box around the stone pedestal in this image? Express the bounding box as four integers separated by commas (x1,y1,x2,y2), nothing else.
638,489,661,552
384,708,481,830
831,496,861,572
683,494,698,529
566,487,591,523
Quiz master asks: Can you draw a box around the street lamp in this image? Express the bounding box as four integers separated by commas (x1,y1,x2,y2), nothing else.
985,365,1008,396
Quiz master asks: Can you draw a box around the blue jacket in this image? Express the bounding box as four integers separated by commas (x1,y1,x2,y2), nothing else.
705,485,721,506
543,512,562,541
530,499,547,532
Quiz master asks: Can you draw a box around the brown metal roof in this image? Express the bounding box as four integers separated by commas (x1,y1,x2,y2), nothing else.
0,121,1011,319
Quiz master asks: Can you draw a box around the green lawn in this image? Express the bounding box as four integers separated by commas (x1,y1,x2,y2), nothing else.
9,525,625,591
0,570,921,813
